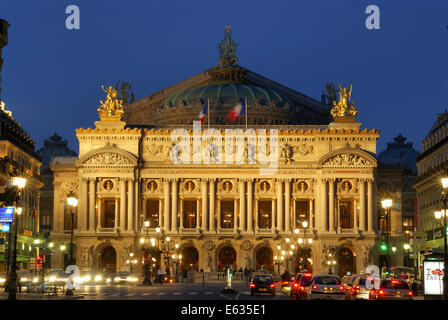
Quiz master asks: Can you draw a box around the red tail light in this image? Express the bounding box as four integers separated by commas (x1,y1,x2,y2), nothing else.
312,285,318,290
408,291,413,296
250,284,255,288
338,285,345,291
378,289,385,296
300,286,305,291
270,284,275,288
293,283,298,288
304,273,312,277
283,281,289,285
355,285,360,292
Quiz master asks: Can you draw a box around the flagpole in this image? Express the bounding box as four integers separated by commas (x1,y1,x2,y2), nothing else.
208,98,210,128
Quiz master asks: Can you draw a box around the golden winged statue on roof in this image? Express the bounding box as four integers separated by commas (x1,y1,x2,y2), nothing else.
97,82,124,120
330,81,358,119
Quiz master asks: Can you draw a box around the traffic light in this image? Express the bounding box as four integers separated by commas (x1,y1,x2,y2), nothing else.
229,268,234,277
380,243,388,252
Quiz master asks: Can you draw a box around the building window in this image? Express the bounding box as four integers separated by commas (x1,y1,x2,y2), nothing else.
258,200,271,229
183,200,197,228
339,199,353,229
295,200,309,228
63,203,78,231
403,217,414,240
101,198,115,228
145,199,159,227
221,200,234,228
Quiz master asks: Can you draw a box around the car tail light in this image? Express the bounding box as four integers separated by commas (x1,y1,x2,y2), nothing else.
338,285,345,291
378,289,385,296
312,285,318,290
304,273,312,277
293,283,298,288
355,285,360,292
250,284,255,288
300,286,305,291
270,284,275,288
283,281,289,285
408,291,413,296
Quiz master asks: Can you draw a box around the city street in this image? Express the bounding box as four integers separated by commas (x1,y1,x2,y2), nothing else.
0,282,292,300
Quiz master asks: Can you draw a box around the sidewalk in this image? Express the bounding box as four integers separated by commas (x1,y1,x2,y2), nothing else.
0,292,85,300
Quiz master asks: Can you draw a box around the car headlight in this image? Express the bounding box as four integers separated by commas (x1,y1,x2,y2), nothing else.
0,278,5,283
84,275,91,282
114,277,120,281
49,276,56,282
126,276,138,282
94,275,102,282
21,277,28,282
106,278,111,283
33,277,39,283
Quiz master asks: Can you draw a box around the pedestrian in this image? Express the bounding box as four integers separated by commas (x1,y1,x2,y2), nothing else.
244,267,250,284
157,267,163,285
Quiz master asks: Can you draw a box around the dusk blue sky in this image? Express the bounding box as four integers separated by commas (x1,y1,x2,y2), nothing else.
0,0,447,155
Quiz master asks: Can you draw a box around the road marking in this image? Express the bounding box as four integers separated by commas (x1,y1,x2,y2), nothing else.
125,293,136,296
173,292,182,295
205,292,213,295
235,293,240,300
142,293,151,296
157,292,167,295
189,292,198,295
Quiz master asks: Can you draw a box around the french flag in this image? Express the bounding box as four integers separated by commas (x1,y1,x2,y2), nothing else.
227,98,246,121
198,100,209,124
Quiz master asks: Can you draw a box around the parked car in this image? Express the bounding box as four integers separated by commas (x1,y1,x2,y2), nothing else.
291,272,313,300
369,279,414,300
250,274,276,296
307,275,346,300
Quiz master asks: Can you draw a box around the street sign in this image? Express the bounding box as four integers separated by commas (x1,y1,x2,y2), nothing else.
0,207,14,223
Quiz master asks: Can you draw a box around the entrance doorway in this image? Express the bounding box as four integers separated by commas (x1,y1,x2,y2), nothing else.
255,246,274,273
181,246,199,271
336,247,356,278
98,246,117,274
217,246,236,271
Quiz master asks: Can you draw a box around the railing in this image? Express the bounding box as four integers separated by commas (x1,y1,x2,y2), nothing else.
192,271,246,284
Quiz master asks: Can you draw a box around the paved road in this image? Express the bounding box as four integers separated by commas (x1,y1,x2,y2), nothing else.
0,283,293,300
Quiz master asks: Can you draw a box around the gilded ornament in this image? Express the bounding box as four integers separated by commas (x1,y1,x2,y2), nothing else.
97,83,124,121
330,81,359,119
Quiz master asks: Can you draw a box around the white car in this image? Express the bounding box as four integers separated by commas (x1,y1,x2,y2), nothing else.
307,275,346,300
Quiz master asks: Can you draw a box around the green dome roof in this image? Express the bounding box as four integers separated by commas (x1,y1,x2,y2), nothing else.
161,83,292,110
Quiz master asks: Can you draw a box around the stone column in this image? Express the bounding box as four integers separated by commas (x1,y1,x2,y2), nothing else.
89,179,96,232
134,180,140,232
234,199,237,231
285,179,291,232
180,198,184,229
276,180,283,231
254,198,259,230
217,198,221,230
359,179,366,231
353,199,358,229
171,179,178,232
367,179,373,232
322,179,328,232
142,199,147,225
201,180,208,231
309,198,314,230
272,200,276,230
120,178,126,231
79,178,88,232
163,180,170,230
337,197,341,231
209,179,216,232
114,197,119,230
239,180,246,231
247,179,253,233
196,200,200,229
329,179,335,232
158,199,162,228
127,179,134,232
97,197,102,230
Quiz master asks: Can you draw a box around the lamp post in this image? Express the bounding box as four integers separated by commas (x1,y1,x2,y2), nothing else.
8,177,26,301
141,220,152,285
403,243,410,268
126,252,137,273
65,192,78,296
296,221,313,272
381,199,393,270
436,176,448,300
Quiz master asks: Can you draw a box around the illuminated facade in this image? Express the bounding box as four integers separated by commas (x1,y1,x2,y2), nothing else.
50,28,380,277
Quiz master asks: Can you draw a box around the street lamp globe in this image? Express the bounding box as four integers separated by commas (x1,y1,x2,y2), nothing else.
302,221,308,229
403,244,410,250
140,237,145,244
441,177,448,189
381,199,393,209
16,207,22,215
435,210,443,220
308,238,313,244
12,177,26,189
155,227,161,233
67,192,78,208
144,221,150,228
392,246,397,253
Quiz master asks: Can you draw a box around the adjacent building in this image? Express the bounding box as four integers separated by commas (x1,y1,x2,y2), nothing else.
50,28,380,278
